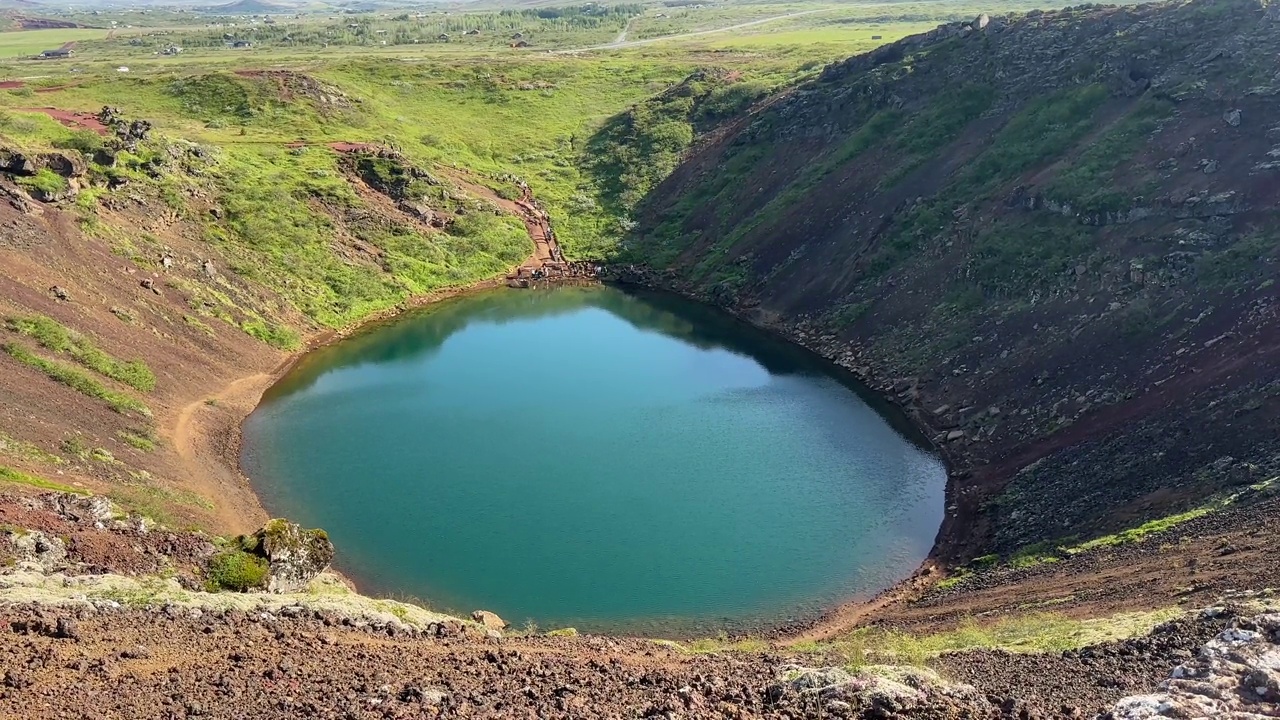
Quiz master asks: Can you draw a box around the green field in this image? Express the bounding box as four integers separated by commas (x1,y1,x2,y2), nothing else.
0,28,113,59
0,0,1066,327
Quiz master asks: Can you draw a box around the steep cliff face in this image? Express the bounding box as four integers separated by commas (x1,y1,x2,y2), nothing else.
628,0,1280,560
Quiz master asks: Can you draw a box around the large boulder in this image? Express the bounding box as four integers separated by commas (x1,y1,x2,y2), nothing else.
0,148,37,175
26,492,114,525
37,152,87,179
1108,610,1280,719
767,664,995,717
247,519,335,594
6,530,67,573
472,610,507,631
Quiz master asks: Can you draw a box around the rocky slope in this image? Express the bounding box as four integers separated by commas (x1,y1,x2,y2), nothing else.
0,105,528,532
0,580,1273,719
625,0,1280,564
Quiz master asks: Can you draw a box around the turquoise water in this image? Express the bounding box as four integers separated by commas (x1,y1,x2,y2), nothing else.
241,285,945,635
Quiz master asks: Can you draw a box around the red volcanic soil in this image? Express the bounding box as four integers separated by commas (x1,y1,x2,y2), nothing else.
326,141,380,153
15,107,108,135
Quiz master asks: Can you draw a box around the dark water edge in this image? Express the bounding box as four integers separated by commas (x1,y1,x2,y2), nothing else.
243,284,946,637
612,285,941,455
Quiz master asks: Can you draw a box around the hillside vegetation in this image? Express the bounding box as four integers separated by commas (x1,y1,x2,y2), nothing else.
0,0,942,527
625,0,1280,560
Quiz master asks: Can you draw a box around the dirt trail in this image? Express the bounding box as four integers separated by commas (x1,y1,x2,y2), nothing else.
608,16,636,46
168,372,277,535
434,167,564,270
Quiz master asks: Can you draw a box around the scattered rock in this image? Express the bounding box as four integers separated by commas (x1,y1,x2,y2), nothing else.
54,617,80,641
770,665,995,716
3,669,33,689
1223,108,1242,127
49,285,69,301
1108,612,1280,718
120,645,152,660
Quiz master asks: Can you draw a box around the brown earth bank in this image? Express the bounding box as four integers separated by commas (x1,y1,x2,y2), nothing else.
0,139,537,536
0,597,1266,720
0,194,286,535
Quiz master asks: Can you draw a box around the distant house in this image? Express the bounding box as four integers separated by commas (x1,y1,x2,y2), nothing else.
871,34,883,39
38,48,73,59
464,29,480,35
161,45,183,55
437,33,450,41
231,40,252,48
510,32,524,39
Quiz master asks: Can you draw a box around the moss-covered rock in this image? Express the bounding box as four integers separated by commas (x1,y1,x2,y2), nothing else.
252,519,334,594
216,519,334,594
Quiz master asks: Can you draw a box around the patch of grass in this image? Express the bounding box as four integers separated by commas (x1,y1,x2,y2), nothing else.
958,83,1111,197
683,636,770,653
0,465,82,494
4,343,151,417
1008,546,1062,569
6,315,157,392
61,434,90,459
1196,233,1277,289
0,28,111,58
801,608,1183,668
583,69,757,216
1065,507,1214,554
15,168,69,196
1043,96,1175,214
241,320,301,351
206,549,269,592
0,433,62,465
118,430,157,452
935,571,971,590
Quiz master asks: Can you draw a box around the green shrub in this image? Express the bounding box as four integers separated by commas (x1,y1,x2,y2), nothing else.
168,74,256,121
207,549,269,592
53,130,105,155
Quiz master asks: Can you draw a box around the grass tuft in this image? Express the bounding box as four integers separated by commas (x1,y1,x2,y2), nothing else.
6,315,156,392
118,430,157,452
4,343,151,417
800,609,1183,669
0,465,82,494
